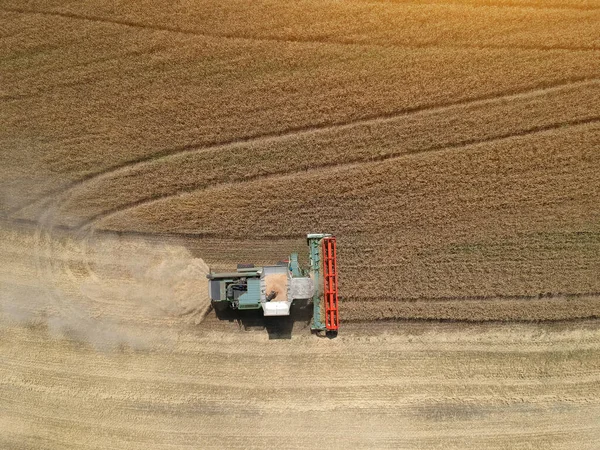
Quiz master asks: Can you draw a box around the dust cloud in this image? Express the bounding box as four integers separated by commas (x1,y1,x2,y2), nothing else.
0,220,210,349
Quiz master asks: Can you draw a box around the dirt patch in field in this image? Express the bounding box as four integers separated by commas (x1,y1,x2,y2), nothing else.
0,220,209,349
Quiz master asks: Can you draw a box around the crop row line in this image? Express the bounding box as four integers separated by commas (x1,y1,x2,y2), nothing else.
75,115,600,230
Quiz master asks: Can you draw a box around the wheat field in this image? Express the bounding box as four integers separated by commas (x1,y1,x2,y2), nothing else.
1,0,600,448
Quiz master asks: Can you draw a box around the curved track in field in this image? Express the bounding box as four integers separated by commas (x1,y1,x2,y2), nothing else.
7,76,599,221
74,115,600,231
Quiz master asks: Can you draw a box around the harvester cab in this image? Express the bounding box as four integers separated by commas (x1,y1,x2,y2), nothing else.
206,233,339,335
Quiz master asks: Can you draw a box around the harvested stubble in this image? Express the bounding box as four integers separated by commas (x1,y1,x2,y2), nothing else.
2,315,600,449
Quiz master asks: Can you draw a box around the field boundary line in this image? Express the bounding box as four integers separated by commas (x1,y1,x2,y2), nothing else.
6,77,600,220
76,115,600,230
2,7,599,51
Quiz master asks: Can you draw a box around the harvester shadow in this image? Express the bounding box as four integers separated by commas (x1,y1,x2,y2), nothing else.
214,299,313,340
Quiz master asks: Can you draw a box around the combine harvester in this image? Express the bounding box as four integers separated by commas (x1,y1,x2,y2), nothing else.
207,233,339,336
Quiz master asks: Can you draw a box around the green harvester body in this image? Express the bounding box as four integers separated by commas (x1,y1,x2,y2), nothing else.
206,233,339,334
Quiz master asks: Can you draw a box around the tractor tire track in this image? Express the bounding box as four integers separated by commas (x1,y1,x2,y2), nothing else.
7,76,599,220
1,7,599,52
77,116,600,231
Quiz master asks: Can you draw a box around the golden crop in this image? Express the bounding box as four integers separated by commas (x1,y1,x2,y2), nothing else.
1,0,599,321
